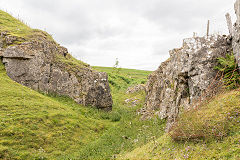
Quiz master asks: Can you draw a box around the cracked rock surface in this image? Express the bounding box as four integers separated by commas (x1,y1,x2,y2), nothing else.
145,35,231,130
0,33,113,110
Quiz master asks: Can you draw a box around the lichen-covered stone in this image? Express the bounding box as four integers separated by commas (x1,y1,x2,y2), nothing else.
145,35,231,131
233,0,240,68
0,33,112,110
126,84,145,94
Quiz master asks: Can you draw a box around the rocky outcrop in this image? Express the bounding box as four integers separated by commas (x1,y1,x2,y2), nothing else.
126,84,145,94
0,32,113,110
233,0,240,68
145,35,231,130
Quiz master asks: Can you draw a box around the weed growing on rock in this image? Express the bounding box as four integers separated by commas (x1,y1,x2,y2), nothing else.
215,53,240,89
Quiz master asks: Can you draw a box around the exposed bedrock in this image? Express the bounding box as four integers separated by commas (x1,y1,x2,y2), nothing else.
145,35,231,130
0,34,113,110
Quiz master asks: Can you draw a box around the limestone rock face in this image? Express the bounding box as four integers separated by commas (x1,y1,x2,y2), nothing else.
233,0,240,68
145,35,231,130
0,34,112,110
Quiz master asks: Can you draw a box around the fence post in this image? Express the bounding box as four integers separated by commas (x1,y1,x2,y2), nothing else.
207,20,210,37
225,13,233,36
235,0,240,25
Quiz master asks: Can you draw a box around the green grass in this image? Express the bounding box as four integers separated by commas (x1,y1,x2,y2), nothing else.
93,66,151,84
170,90,240,141
93,66,151,91
55,54,90,75
0,61,111,159
93,66,151,116
119,90,240,160
0,60,165,159
0,10,32,39
0,10,54,46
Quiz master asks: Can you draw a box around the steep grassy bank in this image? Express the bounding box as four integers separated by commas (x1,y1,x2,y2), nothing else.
119,90,240,160
0,61,111,159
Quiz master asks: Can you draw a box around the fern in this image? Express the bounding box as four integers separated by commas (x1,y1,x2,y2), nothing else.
214,53,240,89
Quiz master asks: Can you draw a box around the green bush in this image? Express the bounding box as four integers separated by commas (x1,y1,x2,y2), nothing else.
215,53,240,89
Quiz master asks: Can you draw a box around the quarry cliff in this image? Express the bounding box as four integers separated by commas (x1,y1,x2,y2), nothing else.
0,10,113,110
145,35,232,130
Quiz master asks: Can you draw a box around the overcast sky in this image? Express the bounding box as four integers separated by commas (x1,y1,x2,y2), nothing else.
0,0,237,70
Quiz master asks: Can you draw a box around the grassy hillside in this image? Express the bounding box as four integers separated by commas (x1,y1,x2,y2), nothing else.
0,61,111,159
0,59,166,159
119,90,240,160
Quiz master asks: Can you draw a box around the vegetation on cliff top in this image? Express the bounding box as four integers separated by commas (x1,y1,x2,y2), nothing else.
0,10,89,72
0,10,54,44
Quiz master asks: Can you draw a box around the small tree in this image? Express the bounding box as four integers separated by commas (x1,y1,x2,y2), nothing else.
113,58,121,74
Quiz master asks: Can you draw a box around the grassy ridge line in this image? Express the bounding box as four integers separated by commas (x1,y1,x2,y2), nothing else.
93,66,151,91
92,66,152,76
0,10,55,45
0,10,32,38
92,66,151,84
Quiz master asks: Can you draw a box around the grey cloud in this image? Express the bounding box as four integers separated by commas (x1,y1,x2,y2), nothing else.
0,0,236,70
143,0,233,32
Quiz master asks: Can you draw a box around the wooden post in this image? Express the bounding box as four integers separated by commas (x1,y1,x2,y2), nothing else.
235,0,240,25
234,0,240,70
207,20,210,37
225,13,233,36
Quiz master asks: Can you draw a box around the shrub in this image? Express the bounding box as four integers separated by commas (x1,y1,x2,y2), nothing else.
169,90,240,141
214,53,240,89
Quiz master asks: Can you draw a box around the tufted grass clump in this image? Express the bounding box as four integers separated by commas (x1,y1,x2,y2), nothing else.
169,90,240,142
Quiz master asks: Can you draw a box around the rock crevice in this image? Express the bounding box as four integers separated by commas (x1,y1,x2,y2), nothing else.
145,35,231,130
